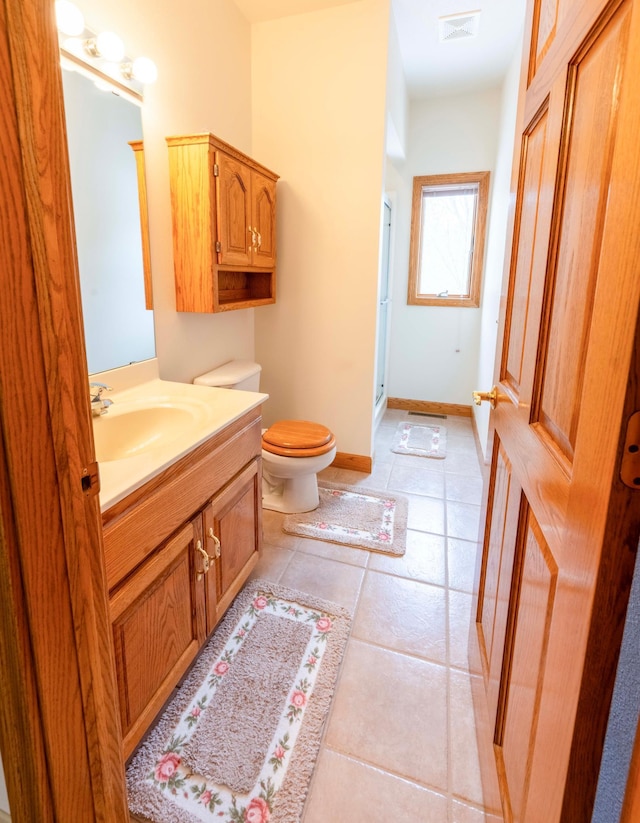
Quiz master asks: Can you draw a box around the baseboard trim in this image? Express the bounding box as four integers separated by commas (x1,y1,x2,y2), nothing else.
470,408,489,470
387,397,473,417
0,809,11,822
331,451,372,473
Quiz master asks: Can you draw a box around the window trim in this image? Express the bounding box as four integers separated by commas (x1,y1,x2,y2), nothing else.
407,171,490,308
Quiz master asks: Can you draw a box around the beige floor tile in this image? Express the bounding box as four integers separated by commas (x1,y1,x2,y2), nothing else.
372,426,397,450
442,417,475,436
303,749,449,823
325,640,448,790
449,589,474,670
448,538,479,593
446,473,484,505
368,529,446,587
249,544,294,583
279,551,365,611
388,464,445,498
261,509,307,551
352,571,446,663
449,671,486,807
380,408,408,422
295,533,370,567
444,451,482,476
393,449,447,470
447,501,482,542
451,799,501,822
406,494,446,534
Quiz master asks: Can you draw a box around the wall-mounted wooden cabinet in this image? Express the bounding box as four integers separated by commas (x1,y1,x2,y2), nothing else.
167,132,278,313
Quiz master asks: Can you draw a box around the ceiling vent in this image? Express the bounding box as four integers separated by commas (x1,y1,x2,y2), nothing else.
438,10,481,42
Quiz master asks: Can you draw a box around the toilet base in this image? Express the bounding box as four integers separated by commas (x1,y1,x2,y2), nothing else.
261,470,320,514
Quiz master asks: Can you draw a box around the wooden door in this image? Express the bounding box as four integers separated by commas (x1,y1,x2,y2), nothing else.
473,0,640,820
0,0,129,817
215,150,252,267
251,169,277,268
206,459,262,626
110,520,207,758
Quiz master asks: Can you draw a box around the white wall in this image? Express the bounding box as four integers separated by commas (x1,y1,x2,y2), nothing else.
473,41,523,457
387,88,502,407
252,0,390,458
77,0,256,385
385,10,408,166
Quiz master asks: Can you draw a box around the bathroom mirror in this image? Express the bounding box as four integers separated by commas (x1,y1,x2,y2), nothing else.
61,66,156,374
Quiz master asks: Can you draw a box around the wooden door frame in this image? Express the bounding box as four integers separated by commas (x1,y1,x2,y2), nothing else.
0,0,128,819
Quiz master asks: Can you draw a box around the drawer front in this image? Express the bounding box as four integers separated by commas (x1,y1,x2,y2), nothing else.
104,415,261,591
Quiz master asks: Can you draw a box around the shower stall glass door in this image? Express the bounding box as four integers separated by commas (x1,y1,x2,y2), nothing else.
376,199,392,405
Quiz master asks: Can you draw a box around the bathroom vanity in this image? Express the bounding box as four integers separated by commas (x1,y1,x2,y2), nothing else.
95,365,266,758
166,132,279,313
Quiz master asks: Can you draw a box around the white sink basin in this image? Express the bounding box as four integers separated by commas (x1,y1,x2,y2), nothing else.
88,372,268,511
92,402,203,462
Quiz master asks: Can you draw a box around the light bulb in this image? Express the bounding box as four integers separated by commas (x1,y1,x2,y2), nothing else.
132,56,158,84
62,36,85,58
95,31,125,62
55,0,84,36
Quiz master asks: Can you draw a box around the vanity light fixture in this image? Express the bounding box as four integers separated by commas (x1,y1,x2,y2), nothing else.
84,31,126,63
55,0,157,102
121,56,158,85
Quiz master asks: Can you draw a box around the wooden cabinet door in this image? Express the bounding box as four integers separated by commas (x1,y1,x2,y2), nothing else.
205,459,262,627
110,520,207,758
251,170,277,268
215,150,251,267
473,0,640,820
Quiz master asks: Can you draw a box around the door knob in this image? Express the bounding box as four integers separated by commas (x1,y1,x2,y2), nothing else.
472,386,499,409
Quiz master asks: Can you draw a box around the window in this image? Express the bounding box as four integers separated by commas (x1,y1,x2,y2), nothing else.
408,171,490,307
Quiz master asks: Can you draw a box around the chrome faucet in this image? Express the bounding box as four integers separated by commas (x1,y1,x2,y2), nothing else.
89,382,113,416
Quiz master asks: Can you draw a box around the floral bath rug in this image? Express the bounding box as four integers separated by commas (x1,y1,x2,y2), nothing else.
282,481,408,556
391,422,447,459
127,580,351,823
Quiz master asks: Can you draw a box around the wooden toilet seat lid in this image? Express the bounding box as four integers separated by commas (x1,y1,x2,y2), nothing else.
262,420,336,457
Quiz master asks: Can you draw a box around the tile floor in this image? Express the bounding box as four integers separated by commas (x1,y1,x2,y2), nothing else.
250,409,502,822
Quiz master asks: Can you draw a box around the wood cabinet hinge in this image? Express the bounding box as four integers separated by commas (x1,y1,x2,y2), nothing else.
81,461,100,497
213,163,219,177
215,241,221,253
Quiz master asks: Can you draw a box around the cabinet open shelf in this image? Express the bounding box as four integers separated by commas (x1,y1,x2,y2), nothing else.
216,270,275,309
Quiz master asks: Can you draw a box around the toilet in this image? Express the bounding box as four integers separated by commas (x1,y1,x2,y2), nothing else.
193,361,336,513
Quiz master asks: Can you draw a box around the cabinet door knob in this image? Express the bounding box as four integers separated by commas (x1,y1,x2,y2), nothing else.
248,225,257,249
195,539,210,580
256,230,262,249
208,527,222,559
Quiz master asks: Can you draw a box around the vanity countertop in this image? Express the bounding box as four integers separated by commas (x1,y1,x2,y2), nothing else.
95,376,267,512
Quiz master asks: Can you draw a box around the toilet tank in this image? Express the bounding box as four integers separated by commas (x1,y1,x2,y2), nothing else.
194,360,262,391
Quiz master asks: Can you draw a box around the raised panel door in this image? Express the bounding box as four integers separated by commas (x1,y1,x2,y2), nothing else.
205,459,262,628
251,170,276,268
472,0,640,820
477,439,523,731
110,520,207,758
215,151,251,267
